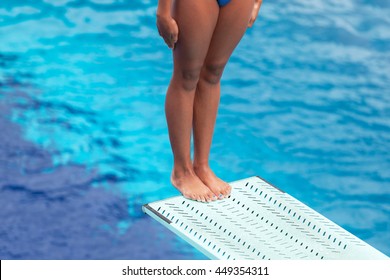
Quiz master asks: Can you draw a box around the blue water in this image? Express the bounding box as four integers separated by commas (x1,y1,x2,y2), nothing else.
0,0,389,259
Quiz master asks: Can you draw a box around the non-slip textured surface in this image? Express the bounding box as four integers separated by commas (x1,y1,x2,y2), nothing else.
143,176,388,260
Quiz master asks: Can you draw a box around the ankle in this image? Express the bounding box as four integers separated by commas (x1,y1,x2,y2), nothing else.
172,164,194,178
193,162,210,172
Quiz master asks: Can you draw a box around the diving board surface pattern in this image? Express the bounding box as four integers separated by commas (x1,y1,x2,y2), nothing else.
142,176,388,260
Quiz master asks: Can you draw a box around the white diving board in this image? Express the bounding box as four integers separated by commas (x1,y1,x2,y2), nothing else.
142,176,388,260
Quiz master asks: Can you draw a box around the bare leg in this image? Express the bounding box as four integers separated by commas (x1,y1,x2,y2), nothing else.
193,0,255,198
166,0,219,202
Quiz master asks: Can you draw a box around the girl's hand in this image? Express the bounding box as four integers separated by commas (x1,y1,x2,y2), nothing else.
156,14,179,49
248,0,262,28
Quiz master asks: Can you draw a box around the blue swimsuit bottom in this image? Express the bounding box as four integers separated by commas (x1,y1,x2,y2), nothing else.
217,0,231,7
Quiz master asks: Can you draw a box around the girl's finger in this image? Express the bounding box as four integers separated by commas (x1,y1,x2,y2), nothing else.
168,33,178,49
167,34,174,49
172,32,178,44
163,36,172,48
168,38,175,49
248,17,254,27
162,33,172,48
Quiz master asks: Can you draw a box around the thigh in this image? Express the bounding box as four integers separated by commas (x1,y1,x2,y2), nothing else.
204,0,255,67
171,0,219,73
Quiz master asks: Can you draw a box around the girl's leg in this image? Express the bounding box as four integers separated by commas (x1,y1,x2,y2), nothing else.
166,0,219,202
193,0,255,198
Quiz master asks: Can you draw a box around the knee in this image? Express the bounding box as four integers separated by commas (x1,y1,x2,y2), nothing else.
175,66,202,92
200,62,226,85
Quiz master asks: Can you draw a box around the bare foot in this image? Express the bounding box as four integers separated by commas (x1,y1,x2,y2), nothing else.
193,164,232,199
171,168,217,203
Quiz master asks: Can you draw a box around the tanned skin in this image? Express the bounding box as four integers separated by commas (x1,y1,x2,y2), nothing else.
157,0,262,202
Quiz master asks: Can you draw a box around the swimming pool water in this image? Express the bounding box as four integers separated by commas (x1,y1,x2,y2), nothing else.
0,0,389,259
